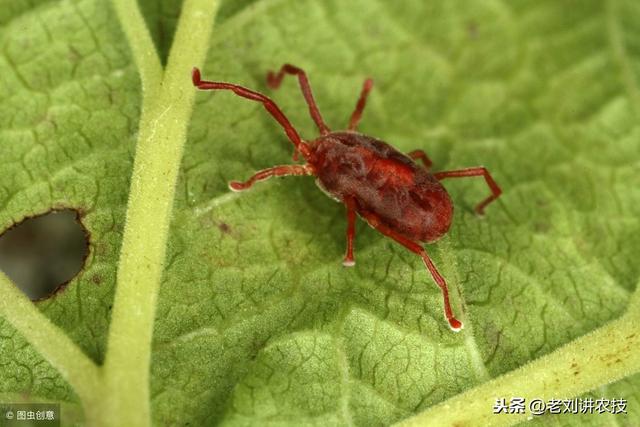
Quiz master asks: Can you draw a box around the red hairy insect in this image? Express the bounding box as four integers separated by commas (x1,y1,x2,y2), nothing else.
192,64,502,332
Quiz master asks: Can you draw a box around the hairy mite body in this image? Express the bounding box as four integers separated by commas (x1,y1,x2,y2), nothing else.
192,64,502,331
311,131,453,243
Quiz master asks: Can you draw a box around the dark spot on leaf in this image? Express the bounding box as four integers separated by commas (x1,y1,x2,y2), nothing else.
534,221,550,233
92,274,102,285
467,21,478,39
67,45,81,63
0,208,90,300
94,241,110,256
218,222,231,234
535,198,549,208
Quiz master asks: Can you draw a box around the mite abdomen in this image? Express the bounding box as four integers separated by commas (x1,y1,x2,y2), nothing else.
311,132,453,242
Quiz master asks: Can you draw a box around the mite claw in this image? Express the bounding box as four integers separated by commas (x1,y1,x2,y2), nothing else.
192,67,202,86
228,181,245,192
342,259,355,267
448,318,464,332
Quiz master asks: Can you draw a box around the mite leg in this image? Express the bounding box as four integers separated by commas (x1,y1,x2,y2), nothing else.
348,78,374,131
229,165,313,192
360,211,463,331
407,149,433,170
343,197,357,267
192,68,309,158
267,64,330,135
434,167,502,215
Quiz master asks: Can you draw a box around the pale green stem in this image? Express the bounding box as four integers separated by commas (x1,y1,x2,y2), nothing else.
100,0,219,426
111,0,163,95
0,272,100,417
629,277,640,314
394,313,640,427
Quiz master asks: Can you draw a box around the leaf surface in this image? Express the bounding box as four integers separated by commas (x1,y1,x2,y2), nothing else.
0,0,638,426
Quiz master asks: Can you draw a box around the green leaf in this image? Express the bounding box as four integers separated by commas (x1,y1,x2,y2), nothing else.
138,0,262,64
1,0,639,426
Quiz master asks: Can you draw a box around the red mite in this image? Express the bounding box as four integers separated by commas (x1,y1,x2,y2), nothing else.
192,64,502,331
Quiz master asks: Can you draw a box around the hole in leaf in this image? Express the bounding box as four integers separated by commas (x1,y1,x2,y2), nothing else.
0,209,89,300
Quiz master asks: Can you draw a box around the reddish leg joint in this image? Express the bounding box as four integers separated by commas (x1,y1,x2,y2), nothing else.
434,167,502,215
407,150,433,169
343,197,357,267
267,64,330,135
358,211,463,331
229,165,312,192
348,78,374,131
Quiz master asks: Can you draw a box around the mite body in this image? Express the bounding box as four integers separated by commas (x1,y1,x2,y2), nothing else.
311,131,453,244
192,64,502,331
